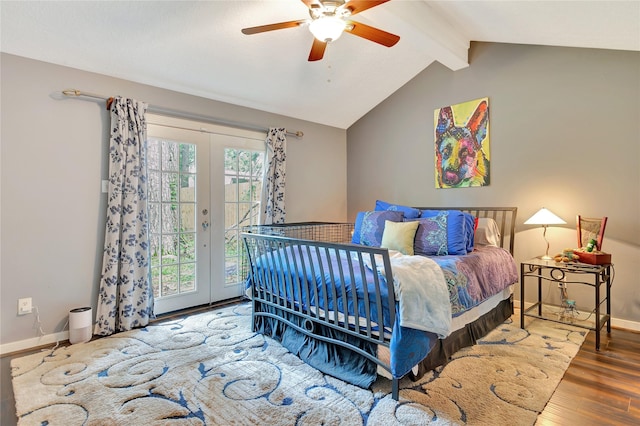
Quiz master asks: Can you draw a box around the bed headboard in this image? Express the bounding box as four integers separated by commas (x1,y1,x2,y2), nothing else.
243,207,517,255
413,207,518,255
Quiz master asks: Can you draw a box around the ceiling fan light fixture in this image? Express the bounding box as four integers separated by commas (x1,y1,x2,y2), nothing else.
309,16,346,43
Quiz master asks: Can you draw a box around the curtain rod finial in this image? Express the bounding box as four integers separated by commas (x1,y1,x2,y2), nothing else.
62,89,81,97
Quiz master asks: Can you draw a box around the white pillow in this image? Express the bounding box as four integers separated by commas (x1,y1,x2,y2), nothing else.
380,220,419,255
475,218,501,246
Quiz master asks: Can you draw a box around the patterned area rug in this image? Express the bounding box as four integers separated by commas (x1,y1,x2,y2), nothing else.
11,303,586,425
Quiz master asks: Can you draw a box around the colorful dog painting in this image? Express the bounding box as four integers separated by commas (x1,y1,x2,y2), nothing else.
434,98,490,188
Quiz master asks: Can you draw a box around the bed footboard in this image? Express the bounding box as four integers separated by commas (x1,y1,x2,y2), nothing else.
241,232,401,398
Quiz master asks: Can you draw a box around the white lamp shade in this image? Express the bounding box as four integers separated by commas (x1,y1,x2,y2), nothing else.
524,208,566,225
309,16,346,42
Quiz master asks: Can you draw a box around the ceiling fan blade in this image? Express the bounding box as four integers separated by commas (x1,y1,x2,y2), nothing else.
345,20,399,47
241,20,306,35
344,0,390,16
308,38,327,61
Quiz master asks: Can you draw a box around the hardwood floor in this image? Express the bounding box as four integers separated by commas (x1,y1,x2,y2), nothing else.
3,318,639,425
537,327,640,426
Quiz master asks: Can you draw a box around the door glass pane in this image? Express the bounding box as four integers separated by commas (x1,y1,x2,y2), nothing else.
225,149,239,172
150,235,160,267
225,229,238,259
225,257,239,285
162,173,179,202
180,233,196,262
180,205,195,232
161,264,178,296
226,204,237,229
162,204,179,233
181,174,196,193
248,152,264,202
180,144,196,173
237,202,251,223
148,171,160,202
162,140,179,171
226,180,238,202
249,202,260,224
180,263,196,292
148,139,160,164
238,151,251,178
149,203,160,234
252,153,264,178
239,182,252,202
161,235,178,264
224,229,239,286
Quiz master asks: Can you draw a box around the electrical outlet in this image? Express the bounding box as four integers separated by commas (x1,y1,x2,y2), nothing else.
18,298,32,315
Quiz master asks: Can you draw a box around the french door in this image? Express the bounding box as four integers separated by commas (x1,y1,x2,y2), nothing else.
147,115,265,315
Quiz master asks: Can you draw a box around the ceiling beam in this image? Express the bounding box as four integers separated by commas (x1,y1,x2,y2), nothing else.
370,0,470,71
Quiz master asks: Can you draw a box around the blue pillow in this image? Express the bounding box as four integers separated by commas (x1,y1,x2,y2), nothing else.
420,209,468,255
463,212,476,252
409,212,448,256
374,200,421,219
352,210,404,247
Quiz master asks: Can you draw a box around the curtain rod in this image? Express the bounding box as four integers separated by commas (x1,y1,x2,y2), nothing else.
61,89,304,138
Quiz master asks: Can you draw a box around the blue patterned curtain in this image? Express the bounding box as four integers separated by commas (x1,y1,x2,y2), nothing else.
94,97,154,336
263,128,287,224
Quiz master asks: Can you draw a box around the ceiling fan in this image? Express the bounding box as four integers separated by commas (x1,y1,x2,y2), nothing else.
241,0,400,61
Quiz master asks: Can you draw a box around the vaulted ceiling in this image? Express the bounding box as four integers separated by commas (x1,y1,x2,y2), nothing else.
1,1,638,129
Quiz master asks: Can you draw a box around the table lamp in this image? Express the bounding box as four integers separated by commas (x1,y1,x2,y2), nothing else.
524,207,566,260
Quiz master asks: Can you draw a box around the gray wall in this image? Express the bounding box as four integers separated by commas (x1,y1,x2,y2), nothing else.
0,53,347,349
347,42,640,325
3,42,639,349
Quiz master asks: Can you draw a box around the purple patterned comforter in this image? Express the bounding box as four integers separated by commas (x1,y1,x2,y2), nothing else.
430,245,519,316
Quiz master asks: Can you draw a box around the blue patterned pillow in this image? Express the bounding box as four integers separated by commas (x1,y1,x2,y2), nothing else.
357,210,404,247
420,209,468,255
411,212,449,255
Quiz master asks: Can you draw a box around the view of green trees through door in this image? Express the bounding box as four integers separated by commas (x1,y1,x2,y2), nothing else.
148,139,197,300
224,148,264,287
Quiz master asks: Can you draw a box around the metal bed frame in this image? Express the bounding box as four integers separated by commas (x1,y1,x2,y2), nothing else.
242,207,517,401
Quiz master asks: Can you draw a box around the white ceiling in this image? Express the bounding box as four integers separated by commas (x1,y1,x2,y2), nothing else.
1,1,639,129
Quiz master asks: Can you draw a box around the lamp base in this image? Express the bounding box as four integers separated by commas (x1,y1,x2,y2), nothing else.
540,255,553,260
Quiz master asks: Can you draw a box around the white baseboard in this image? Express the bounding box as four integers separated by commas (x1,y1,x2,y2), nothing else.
610,317,640,332
514,299,640,332
1,330,69,356
3,304,639,355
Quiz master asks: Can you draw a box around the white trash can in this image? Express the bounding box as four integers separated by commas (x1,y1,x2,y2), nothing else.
69,307,92,344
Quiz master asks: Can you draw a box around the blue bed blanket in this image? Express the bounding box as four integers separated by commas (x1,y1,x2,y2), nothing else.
248,244,518,379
